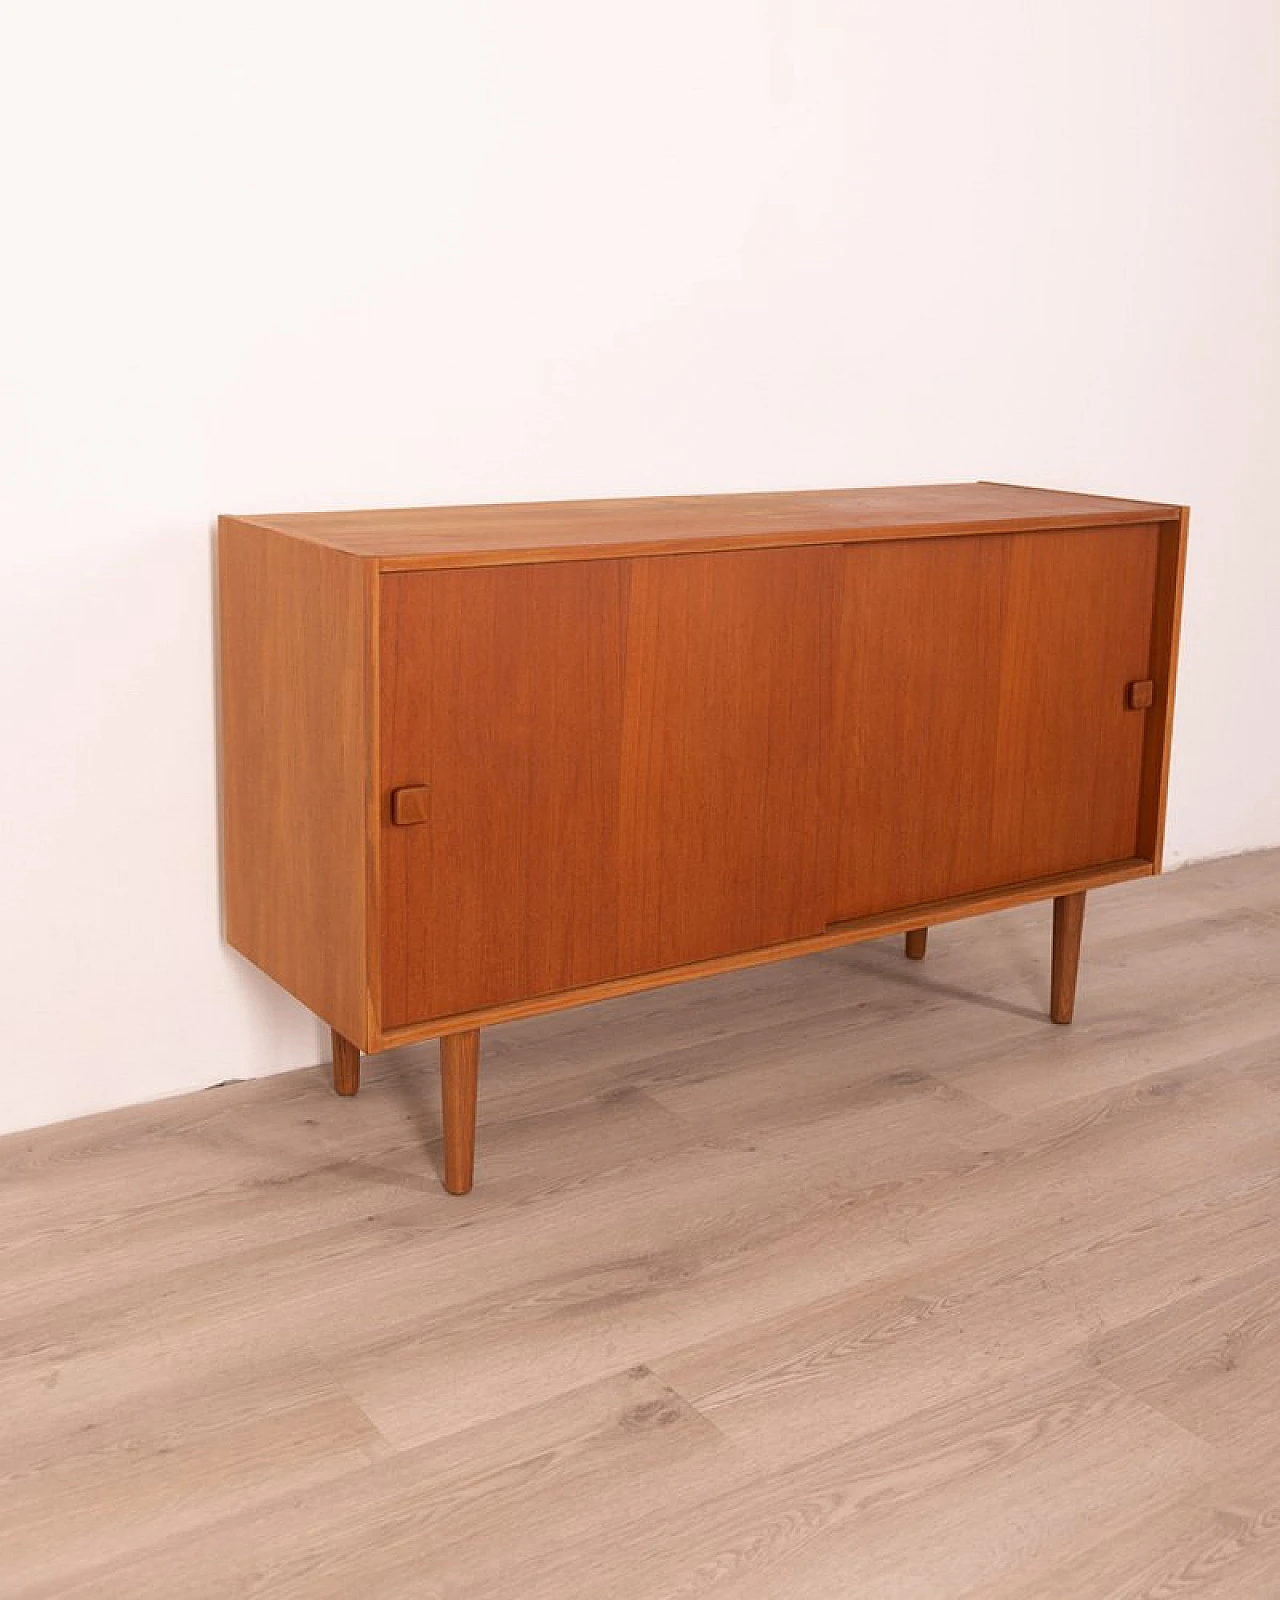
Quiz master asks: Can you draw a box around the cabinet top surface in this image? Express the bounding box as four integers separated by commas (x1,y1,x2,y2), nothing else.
224,482,1182,568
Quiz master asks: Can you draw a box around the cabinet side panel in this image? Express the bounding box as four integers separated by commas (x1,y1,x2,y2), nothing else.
218,520,371,1044
1136,510,1190,869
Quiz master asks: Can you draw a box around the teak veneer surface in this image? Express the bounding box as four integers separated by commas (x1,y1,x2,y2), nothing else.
217,522,372,1044
1137,507,1191,865
832,525,1159,918
217,479,1188,1188
227,481,1179,567
380,561,631,1023
378,857,1154,1047
615,547,834,975
381,547,836,1023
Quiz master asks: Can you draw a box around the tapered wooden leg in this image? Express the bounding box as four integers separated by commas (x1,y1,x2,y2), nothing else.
1051,891,1087,1024
904,927,928,960
332,1030,360,1096
440,1029,480,1195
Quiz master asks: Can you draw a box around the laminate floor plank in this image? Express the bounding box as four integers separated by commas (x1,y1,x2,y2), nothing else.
0,1359,387,1596
0,850,1277,1598
0,1074,696,1331
475,1367,1212,1600
334,1072,996,1450
19,1366,730,1600
906,933,1280,1118
0,1069,982,1462
654,1158,1280,1469
1090,1253,1280,1448
981,1471,1280,1600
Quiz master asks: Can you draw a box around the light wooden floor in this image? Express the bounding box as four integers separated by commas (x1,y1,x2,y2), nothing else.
3,851,1279,1598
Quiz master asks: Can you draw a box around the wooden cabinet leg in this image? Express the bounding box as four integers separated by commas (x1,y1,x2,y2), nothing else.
440,1030,480,1195
904,927,928,960
332,1030,360,1096
1051,892,1087,1024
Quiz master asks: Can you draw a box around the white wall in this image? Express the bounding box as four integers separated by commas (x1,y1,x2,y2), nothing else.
1,1,1277,1136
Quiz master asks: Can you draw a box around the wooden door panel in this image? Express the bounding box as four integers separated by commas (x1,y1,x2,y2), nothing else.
987,525,1159,884
379,562,627,1025
833,526,1159,920
617,548,833,974
833,535,1008,918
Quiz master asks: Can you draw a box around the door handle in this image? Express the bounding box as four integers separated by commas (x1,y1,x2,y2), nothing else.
390,786,431,825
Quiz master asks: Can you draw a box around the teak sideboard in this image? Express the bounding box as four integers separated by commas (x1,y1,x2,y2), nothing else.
217,482,1188,1193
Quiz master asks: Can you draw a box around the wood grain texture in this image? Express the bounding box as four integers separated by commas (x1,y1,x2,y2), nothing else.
217,519,373,1046
987,1485,1280,1600
833,525,1160,921
1138,506,1191,869
1089,1255,1280,1451
231,482,1180,569
833,533,1007,916
440,1030,479,1195
379,562,628,1023
1,849,1277,1598
389,786,430,827
219,488,1185,1063
331,1032,360,1097
616,547,834,975
1050,890,1087,1023
375,857,1153,1050
989,525,1159,883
